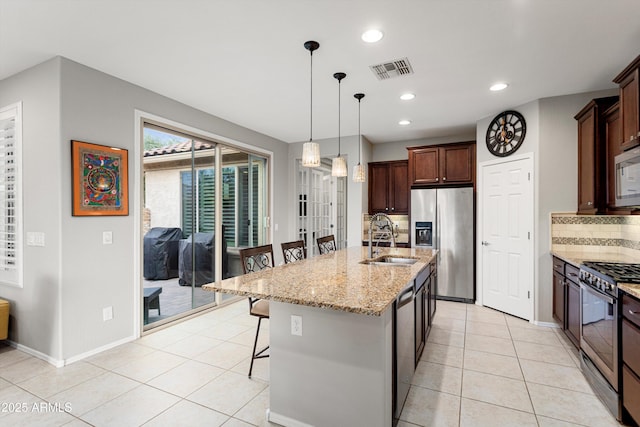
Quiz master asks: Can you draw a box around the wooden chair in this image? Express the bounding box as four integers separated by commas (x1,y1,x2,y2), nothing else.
239,244,274,377
316,235,337,255
281,240,306,264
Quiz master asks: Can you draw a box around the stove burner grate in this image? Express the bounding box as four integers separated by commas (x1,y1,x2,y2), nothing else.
581,261,640,284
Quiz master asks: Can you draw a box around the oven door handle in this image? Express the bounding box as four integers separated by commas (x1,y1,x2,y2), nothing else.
580,282,614,305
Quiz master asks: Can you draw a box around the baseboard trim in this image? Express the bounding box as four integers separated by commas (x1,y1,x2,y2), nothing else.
7,334,136,367
64,335,136,365
533,320,560,328
9,341,65,367
267,408,314,427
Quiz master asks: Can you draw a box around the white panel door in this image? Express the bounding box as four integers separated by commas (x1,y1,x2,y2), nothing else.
480,157,533,320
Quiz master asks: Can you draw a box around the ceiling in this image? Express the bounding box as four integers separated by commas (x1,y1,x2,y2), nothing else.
2,0,640,144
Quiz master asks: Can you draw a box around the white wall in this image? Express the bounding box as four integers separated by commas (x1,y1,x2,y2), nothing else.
145,169,182,228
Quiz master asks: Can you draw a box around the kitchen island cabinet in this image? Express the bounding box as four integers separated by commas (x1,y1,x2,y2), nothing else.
203,246,437,427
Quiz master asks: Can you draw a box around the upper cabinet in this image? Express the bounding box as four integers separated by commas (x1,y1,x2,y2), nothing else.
368,160,409,214
613,55,640,151
407,141,475,187
575,96,618,214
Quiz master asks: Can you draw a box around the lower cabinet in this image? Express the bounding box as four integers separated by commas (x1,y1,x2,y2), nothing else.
551,256,580,349
566,279,581,347
622,293,640,425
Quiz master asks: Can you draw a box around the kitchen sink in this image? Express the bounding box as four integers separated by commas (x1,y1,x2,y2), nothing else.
360,255,419,266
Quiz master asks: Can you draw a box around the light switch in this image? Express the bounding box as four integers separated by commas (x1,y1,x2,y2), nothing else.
26,232,45,247
103,231,113,245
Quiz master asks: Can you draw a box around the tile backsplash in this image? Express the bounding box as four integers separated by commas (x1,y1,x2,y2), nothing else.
551,213,640,258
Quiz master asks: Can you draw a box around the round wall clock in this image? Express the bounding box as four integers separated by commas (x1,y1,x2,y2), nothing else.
485,110,526,157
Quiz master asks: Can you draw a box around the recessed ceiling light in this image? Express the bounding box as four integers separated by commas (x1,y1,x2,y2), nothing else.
400,93,415,101
490,82,508,91
398,120,411,126
362,29,383,43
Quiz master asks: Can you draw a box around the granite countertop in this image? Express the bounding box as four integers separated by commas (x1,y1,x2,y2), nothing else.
202,246,437,316
620,283,640,300
550,249,640,299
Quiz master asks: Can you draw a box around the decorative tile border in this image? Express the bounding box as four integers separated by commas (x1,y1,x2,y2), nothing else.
551,216,627,225
552,237,622,246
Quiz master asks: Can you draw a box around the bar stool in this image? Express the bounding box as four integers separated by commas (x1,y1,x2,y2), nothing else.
239,244,274,378
316,235,336,255
281,240,306,264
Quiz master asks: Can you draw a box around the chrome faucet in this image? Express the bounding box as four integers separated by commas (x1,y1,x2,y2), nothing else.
368,212,396,258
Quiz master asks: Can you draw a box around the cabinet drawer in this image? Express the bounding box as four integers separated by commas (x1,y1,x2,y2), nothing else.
565,263,580,284
552,257,565,275
623,294,640,329
623,364,640,425
623,318,640,374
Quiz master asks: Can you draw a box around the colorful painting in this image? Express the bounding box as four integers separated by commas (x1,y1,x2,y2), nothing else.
72,140,129,216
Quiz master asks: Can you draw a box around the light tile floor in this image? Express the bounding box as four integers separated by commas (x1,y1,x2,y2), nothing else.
0,299,625,426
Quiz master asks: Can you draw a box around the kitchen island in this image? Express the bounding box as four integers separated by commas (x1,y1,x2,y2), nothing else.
202,246,437,427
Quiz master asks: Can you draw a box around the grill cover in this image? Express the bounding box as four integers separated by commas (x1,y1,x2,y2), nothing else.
178,232,228,286
143,227,182,280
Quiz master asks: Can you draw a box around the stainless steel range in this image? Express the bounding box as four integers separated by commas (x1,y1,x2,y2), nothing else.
579,261,640,421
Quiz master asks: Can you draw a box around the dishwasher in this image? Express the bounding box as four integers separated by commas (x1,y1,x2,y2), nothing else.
394,283,415,423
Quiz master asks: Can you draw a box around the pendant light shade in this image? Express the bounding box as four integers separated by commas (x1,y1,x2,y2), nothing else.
332,72,348,177
353,93,366,182
302,41,320,167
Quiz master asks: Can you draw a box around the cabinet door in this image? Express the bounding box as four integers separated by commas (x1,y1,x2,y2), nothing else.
619,70,640,151
369,163,389,213
566,280,580,348
390,161,409,214
409,148,440,186
415,284,425,364
605,104,622,209
552,271,566,328
440,144,473,184
577,106,597,213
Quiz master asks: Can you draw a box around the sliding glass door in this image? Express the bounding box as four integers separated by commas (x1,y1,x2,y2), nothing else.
142,124,269,328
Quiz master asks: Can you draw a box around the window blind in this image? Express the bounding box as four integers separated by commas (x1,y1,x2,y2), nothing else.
0,104,20,285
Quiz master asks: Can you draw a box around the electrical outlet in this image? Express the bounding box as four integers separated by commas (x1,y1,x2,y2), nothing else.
103,306,113,321
291,315,302,336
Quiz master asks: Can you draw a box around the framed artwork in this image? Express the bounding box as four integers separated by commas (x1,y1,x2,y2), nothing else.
71,140,129,216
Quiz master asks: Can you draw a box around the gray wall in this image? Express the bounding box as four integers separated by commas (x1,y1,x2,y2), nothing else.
1,57,291,363
476,89,616,323
0,58,63,361
287,135,372,249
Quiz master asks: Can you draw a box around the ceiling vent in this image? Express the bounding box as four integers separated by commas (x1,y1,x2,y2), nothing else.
369,57,414,80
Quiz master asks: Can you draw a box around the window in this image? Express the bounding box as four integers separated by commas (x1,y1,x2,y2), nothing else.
0,103,22,287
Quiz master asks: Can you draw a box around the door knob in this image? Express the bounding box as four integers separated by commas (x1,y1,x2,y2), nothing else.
481,241,489,246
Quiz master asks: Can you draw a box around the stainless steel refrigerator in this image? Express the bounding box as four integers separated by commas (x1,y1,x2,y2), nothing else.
411,187,474,302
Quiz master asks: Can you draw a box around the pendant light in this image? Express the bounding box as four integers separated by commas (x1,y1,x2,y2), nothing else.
352,93,366,183
302,41,320,167
331,72,348,177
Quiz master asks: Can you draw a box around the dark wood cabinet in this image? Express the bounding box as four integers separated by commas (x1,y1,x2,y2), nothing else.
415,260,436,366
604,102,623,212
575,96,618,214
551,256,579,349
407,142,475,187
621,293,640,425
566,279,580,347
552,271,566,327
613,55,640,151
368,160,408,214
